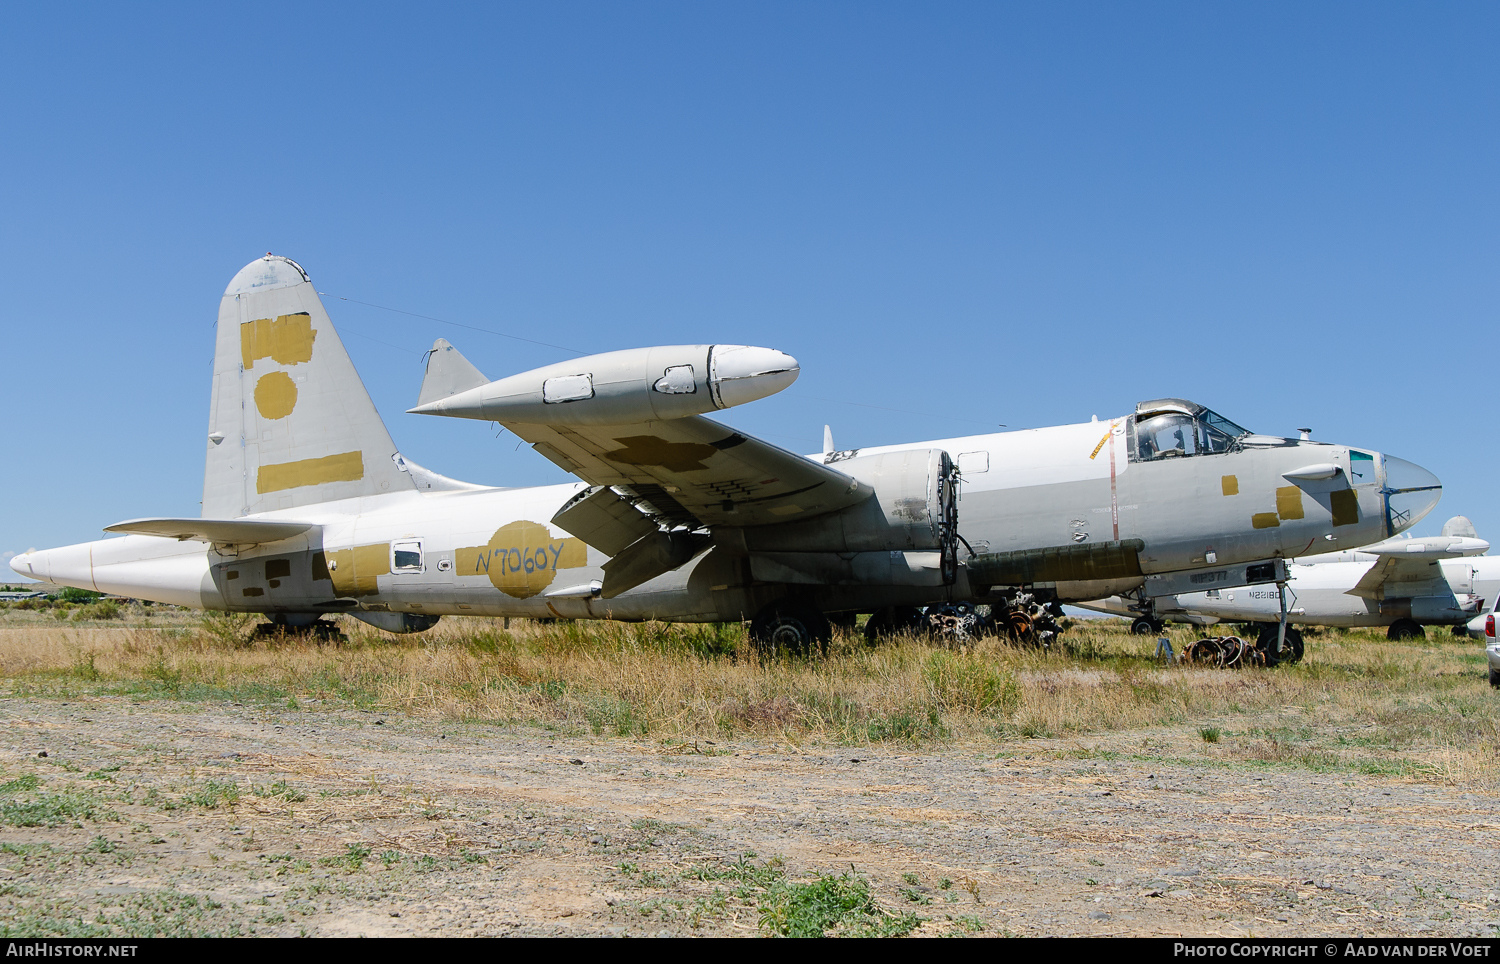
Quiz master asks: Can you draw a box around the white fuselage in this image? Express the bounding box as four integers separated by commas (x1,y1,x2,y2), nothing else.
1082,554,1499,628
10,419,1416,624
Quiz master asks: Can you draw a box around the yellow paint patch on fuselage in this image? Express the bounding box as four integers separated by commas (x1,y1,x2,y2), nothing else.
1252,512,1280,529
1330,489,1360,527
1276,485,1305,520
241,313,317,369
254,371,298,420
456,520,587,599
256,451,364,494
326,543,391,597
1221,475,1239,496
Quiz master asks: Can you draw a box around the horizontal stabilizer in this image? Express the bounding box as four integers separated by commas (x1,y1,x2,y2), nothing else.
105,518,316,546
415,339,490,410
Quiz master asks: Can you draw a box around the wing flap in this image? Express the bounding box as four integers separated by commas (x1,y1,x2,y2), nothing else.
551,486,659,556
1346,556,1447,600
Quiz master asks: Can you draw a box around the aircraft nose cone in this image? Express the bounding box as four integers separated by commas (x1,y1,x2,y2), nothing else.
1383,454,1442,535
7,553,26,577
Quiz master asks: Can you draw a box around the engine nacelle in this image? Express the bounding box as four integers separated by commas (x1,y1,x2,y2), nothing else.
1381,594,1477,623
742,448,954,553
410,344,798,425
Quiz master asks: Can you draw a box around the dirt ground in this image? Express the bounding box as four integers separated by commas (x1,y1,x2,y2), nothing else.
3,690,1499,937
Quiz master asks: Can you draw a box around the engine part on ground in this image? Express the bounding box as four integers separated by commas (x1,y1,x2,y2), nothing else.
1180,635,1266,668
990,593,1063,647
924,602,981,643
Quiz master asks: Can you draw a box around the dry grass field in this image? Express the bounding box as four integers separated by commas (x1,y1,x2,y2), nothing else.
1,604,1498,936
2,607,1495,782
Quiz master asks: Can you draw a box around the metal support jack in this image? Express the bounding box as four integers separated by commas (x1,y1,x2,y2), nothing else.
1275,581,1289,656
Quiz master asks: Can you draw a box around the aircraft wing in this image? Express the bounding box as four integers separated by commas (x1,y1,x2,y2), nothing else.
1346,556,1446,600
1343,536,1485,600
510,416,869,529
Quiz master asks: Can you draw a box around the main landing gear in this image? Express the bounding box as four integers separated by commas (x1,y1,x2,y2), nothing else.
1387,619,1425,641
1130,616,1166,636
1254,624,1304,665
749,600,832,655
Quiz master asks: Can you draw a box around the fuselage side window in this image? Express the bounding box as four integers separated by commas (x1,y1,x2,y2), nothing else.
1199,409,1249,454
392,541,423,572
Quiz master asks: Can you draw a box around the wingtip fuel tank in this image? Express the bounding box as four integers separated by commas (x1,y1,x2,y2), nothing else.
409,344,798,424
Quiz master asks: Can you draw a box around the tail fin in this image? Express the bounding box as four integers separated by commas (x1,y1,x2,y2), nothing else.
203,255,413,518
415,338,489,409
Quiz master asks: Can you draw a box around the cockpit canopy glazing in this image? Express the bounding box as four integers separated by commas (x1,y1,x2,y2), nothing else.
1129,401,1249,463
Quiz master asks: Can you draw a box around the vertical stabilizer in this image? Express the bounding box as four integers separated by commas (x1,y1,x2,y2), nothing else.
203,255,413,518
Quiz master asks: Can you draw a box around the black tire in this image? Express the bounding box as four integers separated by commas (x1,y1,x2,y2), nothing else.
1130,617,1162,636
1387,619,1425,641
751,601,831,655
863,606,924,643
1489,668,1500,688
827,611,858,631
1256,625,1305,665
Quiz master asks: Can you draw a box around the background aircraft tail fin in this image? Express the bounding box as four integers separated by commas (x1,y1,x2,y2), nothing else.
202,255,413,518
415,338,489,409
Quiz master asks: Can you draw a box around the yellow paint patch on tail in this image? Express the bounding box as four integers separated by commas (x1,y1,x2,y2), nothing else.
326,543,391,596
241,313,317,368
254,371,298,419
457,520,588,598
256,451,364,494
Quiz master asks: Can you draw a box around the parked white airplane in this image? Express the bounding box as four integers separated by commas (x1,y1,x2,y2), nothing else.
9,255,1442,652
1080,517,1491,651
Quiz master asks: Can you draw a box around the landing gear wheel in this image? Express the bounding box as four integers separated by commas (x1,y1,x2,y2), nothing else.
827,611,858,631
750,601,831,655
863,606,924,643
1387,619,1425,641
1256,625,1304,665
1130,617,1164,636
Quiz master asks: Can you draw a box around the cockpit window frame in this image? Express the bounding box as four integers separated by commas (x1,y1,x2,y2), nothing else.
1127,401,1251,464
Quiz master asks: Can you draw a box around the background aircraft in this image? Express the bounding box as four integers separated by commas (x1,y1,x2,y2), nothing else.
1079,517,1491,652
10,256,1442,653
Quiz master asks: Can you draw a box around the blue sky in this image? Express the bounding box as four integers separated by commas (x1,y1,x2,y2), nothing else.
2,2,1496,566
